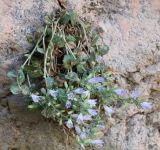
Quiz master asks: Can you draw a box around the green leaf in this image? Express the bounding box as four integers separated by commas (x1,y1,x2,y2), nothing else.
59,118,63,126
79,56,88,62
28,104,39,109
10,84,21,95
84,139,92,145
67,111,73,115
60,11,71,24
69,11,78,25
64,81,68,89
52,35,65,48
77,64,86,73
24,65,43,78
41,88,46,95
59,11,78,25
24,54,30,57
89,51,96,61
45,77,55,88
27,36,33,43
47,27,52,34
37,48,45,54
31,58,42,67
44,16,53,25
66,35,76,42
65,72,80,82
63,54,77,69
21,84,30,95
91,31,99,46
17,69,25,85
99,45,109,55
7,71,16,78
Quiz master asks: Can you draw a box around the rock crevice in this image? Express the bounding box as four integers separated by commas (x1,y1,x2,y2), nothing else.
0,0,160,149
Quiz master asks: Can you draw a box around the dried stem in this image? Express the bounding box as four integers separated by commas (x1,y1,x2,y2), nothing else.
44,19,60,79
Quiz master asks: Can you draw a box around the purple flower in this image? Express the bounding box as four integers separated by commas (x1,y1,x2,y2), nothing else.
66,119,73,129
88,77,105,84
88,109,98,116
73,113,92,123
65,100,72,109
83,115,92,121
114,89,127,96
82,90,90,97
75,126,81,134
76,113,84,124
80,132,87,139
74,88,86,94
67,92,75,100
91,139,104,147
87,99,97,107
140,102,152,110
104,105,114,117
130,90,140,99
49,89,57,98
97,56,105,64
31,94,40,103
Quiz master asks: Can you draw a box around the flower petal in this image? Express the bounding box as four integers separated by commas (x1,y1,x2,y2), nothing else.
91,139,104,147
49,89,57,98
114,89,127,96
31,94,40,103
140,102,152,110
87,99,97,107
104,105,114,117
88,77,105,84
76,113,84,124
88,109,98,116
65,100,72,109
66,119,73,129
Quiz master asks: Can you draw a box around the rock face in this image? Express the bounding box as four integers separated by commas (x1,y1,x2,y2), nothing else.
105,103,160,150
69,0,160,99
0,0,160,150
0,96,78,150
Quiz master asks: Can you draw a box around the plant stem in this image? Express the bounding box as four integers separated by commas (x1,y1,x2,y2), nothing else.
80,21,90,53
22,31,45,68
27,74,31,88
43,25,48,77
62,30,76,59
44,19,60,79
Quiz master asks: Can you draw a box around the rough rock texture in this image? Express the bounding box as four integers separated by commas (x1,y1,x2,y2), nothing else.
67,0,160,99
0,96,79,150
0,0,160,150
105,101,160,150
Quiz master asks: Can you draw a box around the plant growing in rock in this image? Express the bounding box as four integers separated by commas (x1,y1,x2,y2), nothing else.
7,10,151,148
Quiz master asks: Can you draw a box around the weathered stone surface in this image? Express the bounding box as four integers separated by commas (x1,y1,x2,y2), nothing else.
0,0,160,150
7,95,27,112
105,104,160,150
0,0,59,61
0,106,79,150
69,0,160,98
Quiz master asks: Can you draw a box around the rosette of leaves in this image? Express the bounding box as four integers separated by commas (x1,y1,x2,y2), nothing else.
8,10,141,148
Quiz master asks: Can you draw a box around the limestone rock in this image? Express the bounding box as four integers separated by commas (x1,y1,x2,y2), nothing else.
0,0,160,150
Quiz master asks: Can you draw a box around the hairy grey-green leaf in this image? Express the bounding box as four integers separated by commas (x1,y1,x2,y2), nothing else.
21,84,30,95
37,48,45,54
7,71,16,78
17,69,25,85
10,84,21,95
45,77,55,89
